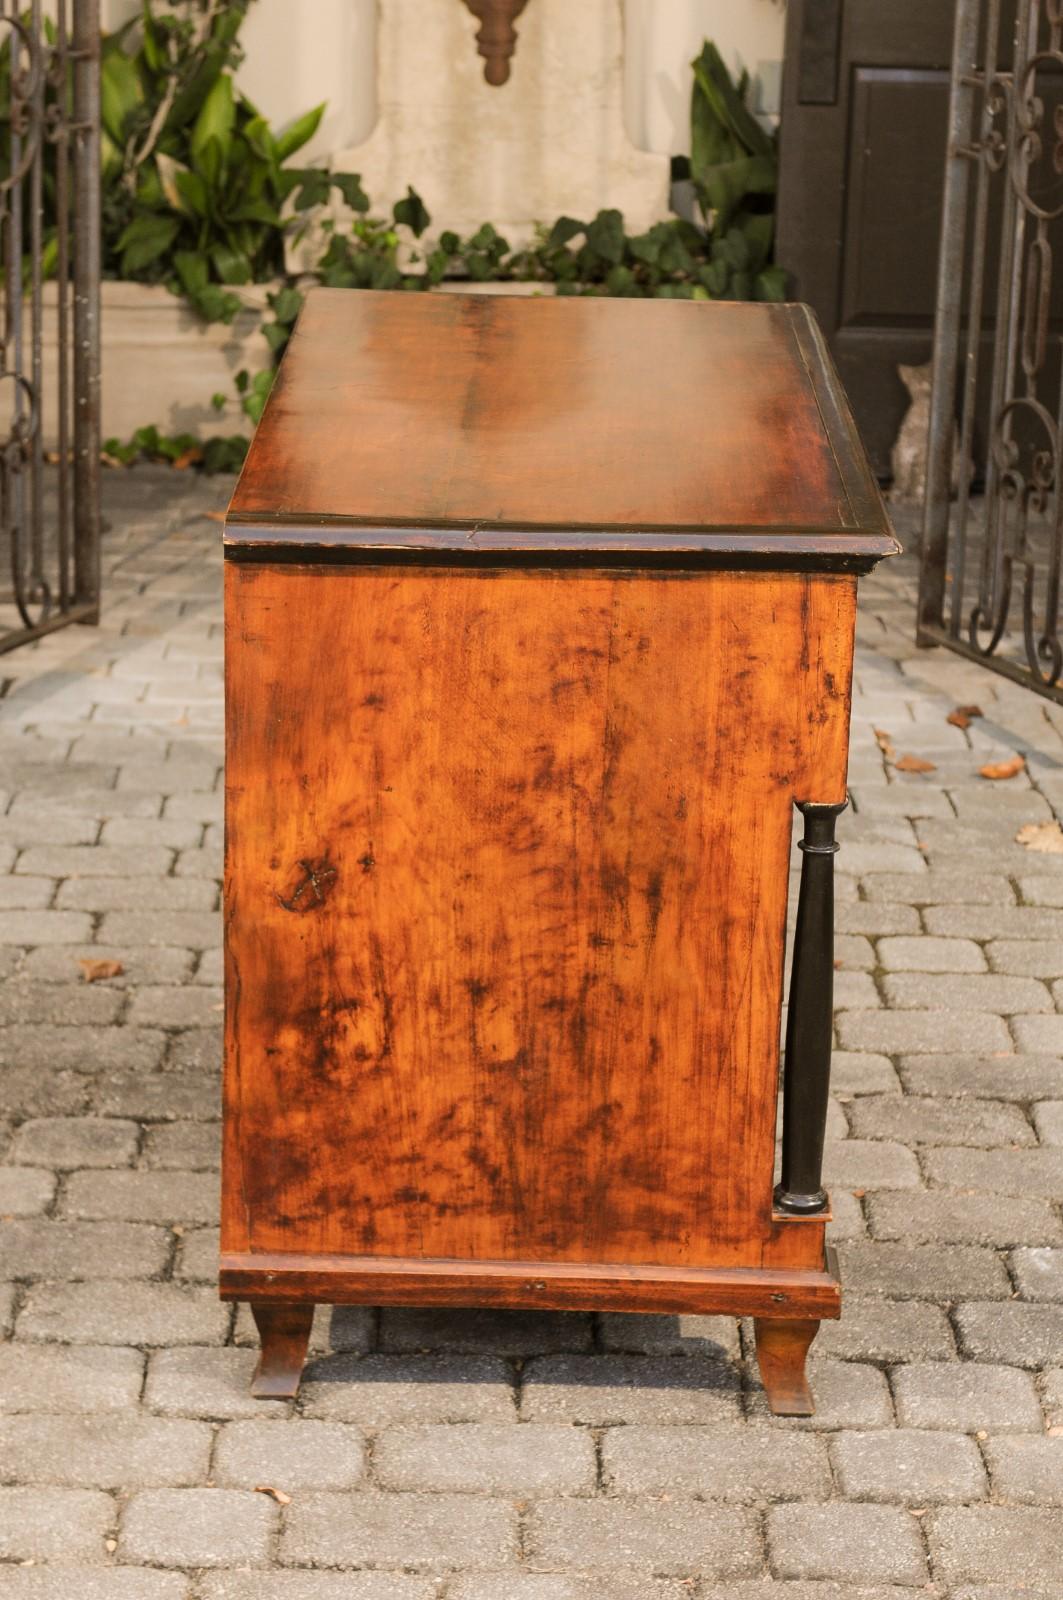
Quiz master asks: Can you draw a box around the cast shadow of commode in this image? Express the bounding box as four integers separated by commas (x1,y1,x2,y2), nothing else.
298,1305,748,1414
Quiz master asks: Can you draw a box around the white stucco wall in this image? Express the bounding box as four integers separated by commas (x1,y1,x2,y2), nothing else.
625,0,786,152
97,0,786,161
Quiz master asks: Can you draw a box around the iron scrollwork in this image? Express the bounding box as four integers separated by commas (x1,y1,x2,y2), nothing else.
0,0,100,654
920,0,1063,700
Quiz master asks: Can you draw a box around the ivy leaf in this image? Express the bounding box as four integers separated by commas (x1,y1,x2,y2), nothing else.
202,434,250,474
393,186,430,237
186,285,242,325
628,230,662,266
268,285,304,325
241,368,275,425
754,265,788,302
546,216,585,249
332,172,370,213
263,320,291,354
291,169,331,212
585,209,625,265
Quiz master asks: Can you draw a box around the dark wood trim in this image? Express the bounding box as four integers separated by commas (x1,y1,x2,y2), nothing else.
219,1250,842,1319
222,522,899,573
788,305,895,536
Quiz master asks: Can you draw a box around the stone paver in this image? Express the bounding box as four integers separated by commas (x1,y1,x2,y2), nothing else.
282,1491,517,1572
0,1412,210,1487
891,1362,1044,1431
525,1499,760,1578
829,1428,988,1502
1,480,1063,1591
767,1503,927,1585
120,1487,275,1567
929,1505,1063,1587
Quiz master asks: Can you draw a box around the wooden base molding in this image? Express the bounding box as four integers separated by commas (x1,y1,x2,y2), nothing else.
221,1250,842,1321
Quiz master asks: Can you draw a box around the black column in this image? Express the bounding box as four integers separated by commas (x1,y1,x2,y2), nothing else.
775,799,847,1216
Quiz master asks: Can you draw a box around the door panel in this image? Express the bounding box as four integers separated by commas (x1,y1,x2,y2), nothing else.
839,70,949,329
777,0,1063,478
777,1,956,476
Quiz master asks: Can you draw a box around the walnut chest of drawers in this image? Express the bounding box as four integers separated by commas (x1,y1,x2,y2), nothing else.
220,288,897,1412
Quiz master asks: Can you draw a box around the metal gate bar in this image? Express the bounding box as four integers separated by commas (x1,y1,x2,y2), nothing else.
919,0,1063,703
0,0,100,655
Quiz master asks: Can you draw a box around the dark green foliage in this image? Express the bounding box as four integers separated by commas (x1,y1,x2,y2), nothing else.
103,422,248,472
98,1,361,319
685,40,784,303
10,5,786,471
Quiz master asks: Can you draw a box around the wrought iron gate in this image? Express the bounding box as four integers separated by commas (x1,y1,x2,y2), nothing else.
919,0,1063,702
0,0,100,654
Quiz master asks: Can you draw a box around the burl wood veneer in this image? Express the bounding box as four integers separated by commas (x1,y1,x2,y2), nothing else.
221,289,897,1413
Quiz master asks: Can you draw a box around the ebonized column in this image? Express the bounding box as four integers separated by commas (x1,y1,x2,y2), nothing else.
775,798,847,1215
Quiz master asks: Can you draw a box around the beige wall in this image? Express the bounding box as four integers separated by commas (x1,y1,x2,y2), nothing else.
97,0,785,160
625,0,785,152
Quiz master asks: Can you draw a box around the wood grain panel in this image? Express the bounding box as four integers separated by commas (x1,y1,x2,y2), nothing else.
223,564,855,1273
226,290,887,542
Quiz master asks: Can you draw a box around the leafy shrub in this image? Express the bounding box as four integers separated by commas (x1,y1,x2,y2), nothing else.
8,4,786,467
99,0,366,322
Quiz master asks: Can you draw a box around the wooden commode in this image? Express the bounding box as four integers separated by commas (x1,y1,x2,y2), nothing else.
220,288,897,1413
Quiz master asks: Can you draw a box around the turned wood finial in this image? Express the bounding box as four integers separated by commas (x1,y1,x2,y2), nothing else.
460,0,531,86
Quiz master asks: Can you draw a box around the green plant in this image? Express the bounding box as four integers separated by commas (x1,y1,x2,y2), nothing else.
103,421,248,472
8,8,787,471
100,0,367,321
679,40,784,303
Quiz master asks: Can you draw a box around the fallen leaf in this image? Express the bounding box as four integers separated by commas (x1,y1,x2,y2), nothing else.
1049,1425,1063,1437
851,1189,866,1199
874,728,895,758
78,958,124,983
1016,820,1063,854
205,509,227,522
254,1485,291,1505
105,1539,117,1553
100,450,128,469
894,754,937,774
980,754,1025,780
833,959,843,970
909,1508,927,1517
172,446,203,470
947,704,983,729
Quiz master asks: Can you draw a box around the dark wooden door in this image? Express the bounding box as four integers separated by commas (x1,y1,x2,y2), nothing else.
776,0,958,477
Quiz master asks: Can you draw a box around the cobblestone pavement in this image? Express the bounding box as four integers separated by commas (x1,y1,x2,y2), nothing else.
1,474,1063,1598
